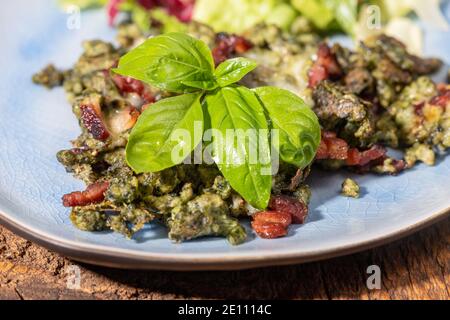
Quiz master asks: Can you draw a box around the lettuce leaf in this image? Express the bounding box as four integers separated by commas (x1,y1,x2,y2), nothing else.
193,0,292,33
291,0,357,34
58,0,108,9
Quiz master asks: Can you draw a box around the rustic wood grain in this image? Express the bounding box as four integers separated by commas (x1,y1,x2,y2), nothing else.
0,219,448,300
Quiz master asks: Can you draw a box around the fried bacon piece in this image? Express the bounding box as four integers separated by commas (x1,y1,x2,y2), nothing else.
391,159,407,172
80,104,110,141
253,211,292,228
251,211,292,239
429,87,450,108
251,220,288,239
414,85,449,116
252,196,308,239
317,131,405,173
269,195,308,224
212,33,253,65
316,131,349,160
316,139,329,160
112,74,144,94
62,181,110,207
317,131,387,167
308,43,342,88
112,74,155,104
346,145,387,166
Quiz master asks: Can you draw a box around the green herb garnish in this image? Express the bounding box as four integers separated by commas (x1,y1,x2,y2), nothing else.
113,32,320,209
114,33,217,92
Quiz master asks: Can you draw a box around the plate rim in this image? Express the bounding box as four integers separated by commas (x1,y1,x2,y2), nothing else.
1,206,448,270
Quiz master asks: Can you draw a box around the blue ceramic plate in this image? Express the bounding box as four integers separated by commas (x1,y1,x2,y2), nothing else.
0,0,449,270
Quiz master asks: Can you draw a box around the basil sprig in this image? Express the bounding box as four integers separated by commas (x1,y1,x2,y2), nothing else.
113,33,320,209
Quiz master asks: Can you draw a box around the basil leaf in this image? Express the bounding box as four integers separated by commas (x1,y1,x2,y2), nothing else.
254,86,321,169
205,87,271,209
214,58,258,87
126,93,204,173
113,33,216,93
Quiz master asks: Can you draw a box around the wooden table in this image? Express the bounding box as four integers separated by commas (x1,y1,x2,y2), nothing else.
0,219,448,300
